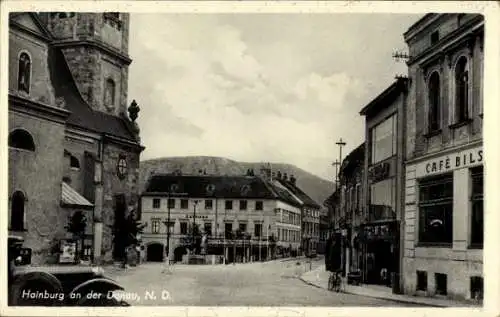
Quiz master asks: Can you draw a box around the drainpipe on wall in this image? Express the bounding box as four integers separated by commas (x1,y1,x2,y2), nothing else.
93,137,105,264
397,82,409,294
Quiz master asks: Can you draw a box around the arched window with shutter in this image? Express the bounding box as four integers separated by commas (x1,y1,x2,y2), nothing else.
455,56,469,122
428,71,441,132
10,191,26,231
104,78,116,109
18,52,31,94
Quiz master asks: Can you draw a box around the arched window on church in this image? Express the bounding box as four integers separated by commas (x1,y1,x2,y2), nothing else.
455,56,469,123
18,52,31,94
10,191,26,231
8,129,35,151
104,78,116,109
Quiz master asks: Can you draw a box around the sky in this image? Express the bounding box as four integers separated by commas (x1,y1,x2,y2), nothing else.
128,13,421,182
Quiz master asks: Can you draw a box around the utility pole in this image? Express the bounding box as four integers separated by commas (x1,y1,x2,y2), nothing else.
336,138,346,169
332,159,341,186
336,137,347,277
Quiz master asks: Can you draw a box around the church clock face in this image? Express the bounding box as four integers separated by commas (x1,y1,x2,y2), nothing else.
117,156,128,180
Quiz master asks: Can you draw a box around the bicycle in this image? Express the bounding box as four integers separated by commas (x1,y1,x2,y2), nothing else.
328,270,343,292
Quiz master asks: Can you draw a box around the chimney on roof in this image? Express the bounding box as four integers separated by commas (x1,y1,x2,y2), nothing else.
277,171,282,179
283,173,288,181
290,175,296,185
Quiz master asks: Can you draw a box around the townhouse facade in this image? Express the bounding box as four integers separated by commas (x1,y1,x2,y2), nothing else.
274,172,321,256
402,14,484,301
359,78,408,289
8,12,143,265
140,171,303,263
337,143,365,277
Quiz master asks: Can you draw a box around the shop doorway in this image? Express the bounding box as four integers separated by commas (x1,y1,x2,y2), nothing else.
112,194,127,261
146,243,164,262
173,246,187,262
364,240,393,286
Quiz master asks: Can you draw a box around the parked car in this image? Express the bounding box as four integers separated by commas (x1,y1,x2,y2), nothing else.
8,235,129,306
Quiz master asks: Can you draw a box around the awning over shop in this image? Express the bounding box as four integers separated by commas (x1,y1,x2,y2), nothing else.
61,182,94,209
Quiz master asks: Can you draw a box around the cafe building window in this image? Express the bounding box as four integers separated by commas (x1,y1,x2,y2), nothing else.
418,173,453,246
369,178,396,221
470,166,483,248
371,114,397,164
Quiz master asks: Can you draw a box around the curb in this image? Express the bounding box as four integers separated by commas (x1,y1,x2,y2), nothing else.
297,276,445,307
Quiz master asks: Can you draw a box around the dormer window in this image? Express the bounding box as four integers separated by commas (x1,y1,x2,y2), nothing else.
18,52,31,94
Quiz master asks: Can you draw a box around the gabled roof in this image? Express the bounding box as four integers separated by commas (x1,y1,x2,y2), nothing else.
275,179,320,209
48,47,139,142
267,181,303,208
143,174,303,207
9,12,53,41
144,175,276,199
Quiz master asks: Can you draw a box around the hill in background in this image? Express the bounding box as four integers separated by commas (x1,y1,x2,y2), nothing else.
139,156,334,206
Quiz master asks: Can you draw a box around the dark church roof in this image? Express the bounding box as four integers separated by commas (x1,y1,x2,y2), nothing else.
143,174,302,207
47,43,138,142
276,179,320,209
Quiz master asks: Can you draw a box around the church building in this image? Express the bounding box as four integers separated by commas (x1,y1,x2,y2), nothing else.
8,12,144,264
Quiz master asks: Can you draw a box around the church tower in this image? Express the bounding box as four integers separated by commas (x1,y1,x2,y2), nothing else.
39,12,132,117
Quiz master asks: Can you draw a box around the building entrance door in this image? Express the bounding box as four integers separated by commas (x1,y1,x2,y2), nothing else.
112,194,127,261
146,243,164,262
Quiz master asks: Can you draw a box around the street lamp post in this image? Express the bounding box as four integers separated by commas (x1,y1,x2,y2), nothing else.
166,192,171,263
266,224,270,261
336,137,347,276
192,200,199,254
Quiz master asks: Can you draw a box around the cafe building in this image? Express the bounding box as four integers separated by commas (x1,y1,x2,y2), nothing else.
402,14,484,301
359,77,409,290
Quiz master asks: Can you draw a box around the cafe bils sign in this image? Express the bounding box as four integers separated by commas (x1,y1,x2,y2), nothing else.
415,146,483,177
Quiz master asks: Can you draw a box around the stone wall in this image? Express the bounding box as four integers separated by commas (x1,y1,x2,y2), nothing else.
8,111,67,265
46,12,131,116
63,133,99,196
99,141,141,261
8,29,56,106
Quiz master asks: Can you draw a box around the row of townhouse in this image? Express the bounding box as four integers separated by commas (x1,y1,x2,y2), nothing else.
324,13,484,302
139,167,320,263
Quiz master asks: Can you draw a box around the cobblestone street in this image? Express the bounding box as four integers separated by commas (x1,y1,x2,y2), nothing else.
106,258,425,306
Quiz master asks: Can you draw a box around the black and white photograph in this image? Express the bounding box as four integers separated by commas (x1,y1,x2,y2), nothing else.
2,1,499,316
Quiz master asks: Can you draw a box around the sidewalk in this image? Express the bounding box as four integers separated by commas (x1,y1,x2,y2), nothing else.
299,265,482,308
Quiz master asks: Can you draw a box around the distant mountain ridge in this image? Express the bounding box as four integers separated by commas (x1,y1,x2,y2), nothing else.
139,156,334,206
